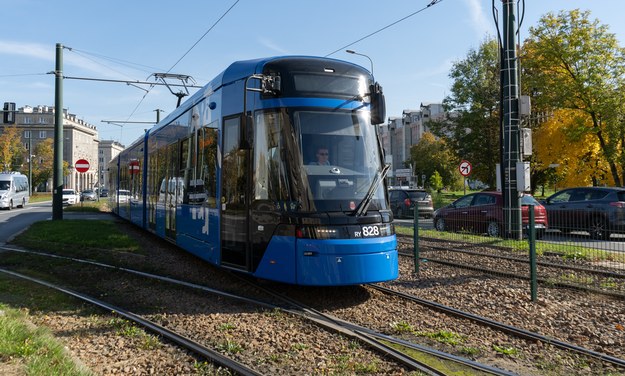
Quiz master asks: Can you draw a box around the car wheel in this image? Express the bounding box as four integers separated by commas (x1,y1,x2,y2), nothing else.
435,218,446,232
487,221,501,238
395,206,404,219
8,200,13,210
535,230,544,240
589,217,610,240
20,198,26,208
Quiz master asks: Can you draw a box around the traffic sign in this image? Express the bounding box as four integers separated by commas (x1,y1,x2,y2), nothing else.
75,159,90,173
459,160,472,177
129,160,140,174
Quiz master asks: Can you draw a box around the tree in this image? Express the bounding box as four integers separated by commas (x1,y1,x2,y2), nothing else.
430,38,501,187
523,10,625,186
533,109,615,187
0,125,25,171
409,132,462,190
25,138,54,191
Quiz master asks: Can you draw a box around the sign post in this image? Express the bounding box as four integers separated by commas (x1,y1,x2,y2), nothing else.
459,160,472,195
75,159,89,205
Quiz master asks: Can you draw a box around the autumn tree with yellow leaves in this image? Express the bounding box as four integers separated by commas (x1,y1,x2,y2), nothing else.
523,9,625,187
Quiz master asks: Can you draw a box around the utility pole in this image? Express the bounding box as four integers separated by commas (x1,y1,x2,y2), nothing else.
52,43,64,220
501,0,522,239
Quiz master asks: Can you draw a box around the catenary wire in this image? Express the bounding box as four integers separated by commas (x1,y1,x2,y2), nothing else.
325,0,444,57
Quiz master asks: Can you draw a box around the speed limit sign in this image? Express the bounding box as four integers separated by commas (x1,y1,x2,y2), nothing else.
459,160,472,177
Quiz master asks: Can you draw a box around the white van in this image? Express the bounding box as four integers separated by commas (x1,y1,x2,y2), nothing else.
0,172,30,209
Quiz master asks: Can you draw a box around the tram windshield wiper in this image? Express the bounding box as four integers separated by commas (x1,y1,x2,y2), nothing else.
353,164,390,216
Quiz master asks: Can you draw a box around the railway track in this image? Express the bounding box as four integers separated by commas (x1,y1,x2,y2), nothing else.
3,244,624,374
0,267,262,376
0,245,519,375
398,235,625,298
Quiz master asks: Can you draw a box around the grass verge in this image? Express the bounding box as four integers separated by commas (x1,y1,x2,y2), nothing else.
0,303,91,376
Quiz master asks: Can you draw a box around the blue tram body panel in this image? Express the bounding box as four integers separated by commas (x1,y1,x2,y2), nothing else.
109,55,397,286
175,206,220,264
254,235,398,286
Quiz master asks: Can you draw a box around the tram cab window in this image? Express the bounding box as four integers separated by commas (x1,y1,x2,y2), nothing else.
297,110,383,207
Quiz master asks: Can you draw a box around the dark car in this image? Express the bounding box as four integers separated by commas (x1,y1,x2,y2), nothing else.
99,188,109,197
433,191,548,238
389,188,433,218
541,187,625,240
80,189,97,201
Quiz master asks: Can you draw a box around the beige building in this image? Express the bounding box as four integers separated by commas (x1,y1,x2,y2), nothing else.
1,104,99,191
98,140,125,190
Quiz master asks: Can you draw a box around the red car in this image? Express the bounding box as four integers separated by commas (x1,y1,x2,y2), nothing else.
433,191,548,239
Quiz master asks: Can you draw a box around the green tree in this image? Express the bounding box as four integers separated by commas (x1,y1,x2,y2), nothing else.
24,138,54,191
409,132,460,190
523,9,625,186
430,38,501,187
0,125,25,171
429,170,443,193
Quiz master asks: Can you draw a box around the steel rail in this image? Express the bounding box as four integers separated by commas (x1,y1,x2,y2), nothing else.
370,284,625,368
2,245,507,375
398,235,625,279
0,267,263,376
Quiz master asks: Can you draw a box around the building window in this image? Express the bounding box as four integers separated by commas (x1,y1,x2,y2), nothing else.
24,130,31,138
39,130,46,138
38,117,46,124
24,117,33,124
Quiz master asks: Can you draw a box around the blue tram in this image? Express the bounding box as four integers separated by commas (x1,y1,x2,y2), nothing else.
109,56,398,285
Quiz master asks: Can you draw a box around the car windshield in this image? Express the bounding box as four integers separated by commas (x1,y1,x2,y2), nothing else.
63,190,74,194
252,108,387,213
521,195,540,205
407,191,428,200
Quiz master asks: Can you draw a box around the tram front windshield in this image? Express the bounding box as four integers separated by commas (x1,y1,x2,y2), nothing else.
253,108,387,213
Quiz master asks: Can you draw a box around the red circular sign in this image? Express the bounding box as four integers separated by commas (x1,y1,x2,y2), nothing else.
75,159,90,173
129,160,140,174
459,160,472,177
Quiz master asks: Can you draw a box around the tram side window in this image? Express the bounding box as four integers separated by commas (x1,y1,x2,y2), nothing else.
254,111,290,203
197,125,217,208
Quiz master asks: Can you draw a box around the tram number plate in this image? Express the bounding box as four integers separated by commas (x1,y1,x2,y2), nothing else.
357,225,380,238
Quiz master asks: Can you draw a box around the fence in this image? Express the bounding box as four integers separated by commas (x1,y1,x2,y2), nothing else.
403,204,625,300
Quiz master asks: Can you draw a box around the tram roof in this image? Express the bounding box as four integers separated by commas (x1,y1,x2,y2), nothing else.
142,55,363,144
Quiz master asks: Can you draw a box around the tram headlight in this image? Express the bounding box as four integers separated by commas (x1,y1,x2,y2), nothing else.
295,223,394,239
296,226,342,239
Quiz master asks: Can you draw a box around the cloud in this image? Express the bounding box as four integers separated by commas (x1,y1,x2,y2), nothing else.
258,38,290,55
0,39,140,79
464,0,492,37
0,40,54,61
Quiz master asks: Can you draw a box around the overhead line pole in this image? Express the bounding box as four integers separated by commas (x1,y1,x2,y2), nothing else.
501,0,522,239
52,43,64,220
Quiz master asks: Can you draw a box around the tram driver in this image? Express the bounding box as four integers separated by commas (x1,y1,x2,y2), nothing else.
309,146,331,166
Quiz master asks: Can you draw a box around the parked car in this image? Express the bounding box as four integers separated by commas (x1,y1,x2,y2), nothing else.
80,189,97,201
541,187,625,240
62,189,80,205
116,189,131,204
433,191,548,239
388,188,433,218
99,188,109,197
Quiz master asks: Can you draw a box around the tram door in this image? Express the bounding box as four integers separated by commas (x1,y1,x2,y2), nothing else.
164,142,178,240
220,116,250,270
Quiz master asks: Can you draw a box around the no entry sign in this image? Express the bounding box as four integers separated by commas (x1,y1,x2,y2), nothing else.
75,159,90,173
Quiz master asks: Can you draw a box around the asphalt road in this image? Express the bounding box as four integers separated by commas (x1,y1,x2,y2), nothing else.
0,201,53,245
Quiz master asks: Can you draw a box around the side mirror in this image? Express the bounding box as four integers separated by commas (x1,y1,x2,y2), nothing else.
369,83,386,125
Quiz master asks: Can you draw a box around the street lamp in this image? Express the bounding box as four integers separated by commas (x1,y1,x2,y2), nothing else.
346,49,374,75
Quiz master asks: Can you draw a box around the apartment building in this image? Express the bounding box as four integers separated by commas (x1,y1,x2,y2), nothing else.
1,104,99,191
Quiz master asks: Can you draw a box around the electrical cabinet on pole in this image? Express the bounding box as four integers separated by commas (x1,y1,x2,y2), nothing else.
501,0,522,239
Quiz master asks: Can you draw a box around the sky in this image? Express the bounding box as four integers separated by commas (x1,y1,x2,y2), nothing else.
1,0,624,147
